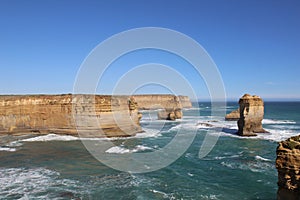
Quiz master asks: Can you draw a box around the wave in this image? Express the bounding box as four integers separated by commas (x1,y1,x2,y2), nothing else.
268,124,300,130
220,158,274,173
105,145,152,154
0,147,16,152
182,107,201,111
213,154,241,160
255,155,271,162
0,141,23,152
135,128,162,138
0,167,84,199
175,117,299,142
22,134,79,142
262,119,296,124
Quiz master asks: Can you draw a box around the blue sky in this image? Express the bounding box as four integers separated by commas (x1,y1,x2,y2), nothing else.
0,0,299,100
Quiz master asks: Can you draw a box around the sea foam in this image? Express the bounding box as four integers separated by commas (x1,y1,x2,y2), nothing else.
105,145,152,154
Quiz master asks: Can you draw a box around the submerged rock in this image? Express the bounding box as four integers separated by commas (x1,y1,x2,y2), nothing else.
237,94,268,136
276,135,300,200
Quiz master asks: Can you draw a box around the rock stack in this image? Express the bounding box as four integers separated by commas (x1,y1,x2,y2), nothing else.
225,108,240,121
237,94,267,136
156,96,183,121
276,135,300,200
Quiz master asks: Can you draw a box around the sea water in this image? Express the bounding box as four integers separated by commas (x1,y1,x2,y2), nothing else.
0,102,299,199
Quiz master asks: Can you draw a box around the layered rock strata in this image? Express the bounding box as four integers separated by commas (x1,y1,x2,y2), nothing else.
0,94,141,137
157,108,182,121
0,94,191,137
133,95,192,110
237,94,267,136
132,95,189,121
225,108,240,121
276,135,300,200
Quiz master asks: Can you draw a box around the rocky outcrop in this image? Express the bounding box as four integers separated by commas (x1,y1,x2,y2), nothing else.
225,108,240,121
276,135,300,200
0,94,142,138
237,94,267,136
0,94,191,137
133,95,190,121
178,95,193,108
133,94,192,110
157,108,182,121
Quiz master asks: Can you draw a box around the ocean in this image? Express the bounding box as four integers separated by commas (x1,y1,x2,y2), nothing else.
0,102,300,200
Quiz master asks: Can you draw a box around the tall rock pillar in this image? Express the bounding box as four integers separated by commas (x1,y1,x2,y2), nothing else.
237,94,267,136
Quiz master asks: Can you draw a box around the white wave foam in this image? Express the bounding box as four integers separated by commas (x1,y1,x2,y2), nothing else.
221,159,274,173
105,145,152,154
22,134,79,142
182,107,201,111
187,172,194,177
0,147,16,152
269,124,300,130
135,128,162,138
255,155,271,162
263,119,296,124
0,167,83,199
214,154,240,160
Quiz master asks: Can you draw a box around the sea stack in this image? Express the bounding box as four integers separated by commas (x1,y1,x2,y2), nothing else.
225,108,240,121
276,135,300,200
237,94,267,136
156,96,183,120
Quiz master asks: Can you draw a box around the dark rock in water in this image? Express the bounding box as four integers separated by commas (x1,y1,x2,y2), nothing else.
237,94,268,136
225,109,240,121
59,191,80,200
197,122,214,127
276,135,300,200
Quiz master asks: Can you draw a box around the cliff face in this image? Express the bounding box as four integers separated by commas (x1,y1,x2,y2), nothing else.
0,94,141,137
133,95,192,110
237,94,267,136
276,135,300,200
0,94,191,137
133,95,191,121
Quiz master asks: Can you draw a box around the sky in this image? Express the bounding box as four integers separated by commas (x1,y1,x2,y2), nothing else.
0,0,299,101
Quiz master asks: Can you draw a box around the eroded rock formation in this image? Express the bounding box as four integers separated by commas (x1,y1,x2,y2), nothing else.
225,108,240,121
0,94,142,137
237,94,267,136
132,95,189,121
276,135,300,200
157,108,182,121
133,95,192,110
0,94,192,137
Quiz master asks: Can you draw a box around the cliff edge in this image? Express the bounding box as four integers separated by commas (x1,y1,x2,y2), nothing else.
0,94,191,137
276,135,300,200
0,94,141,138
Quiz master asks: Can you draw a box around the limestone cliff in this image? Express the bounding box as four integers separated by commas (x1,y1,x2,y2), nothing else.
133,94,190,121
225,108,240,121
237,94,267,136
0,94,191,137
0,94,141,137
133,94,192,110
276,135,300,200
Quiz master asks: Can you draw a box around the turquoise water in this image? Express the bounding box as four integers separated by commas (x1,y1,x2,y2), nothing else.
1,102,300,199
